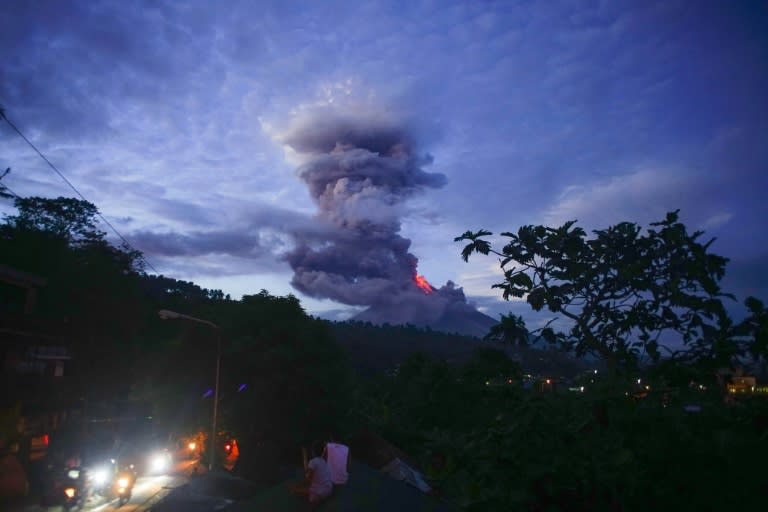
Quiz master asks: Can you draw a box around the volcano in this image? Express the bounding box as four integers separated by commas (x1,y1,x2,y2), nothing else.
279,108,496,337
352,304,498,338
351,276,498,338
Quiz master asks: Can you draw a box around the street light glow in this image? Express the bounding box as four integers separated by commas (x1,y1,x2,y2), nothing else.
158,309,219,328
158,309,181,320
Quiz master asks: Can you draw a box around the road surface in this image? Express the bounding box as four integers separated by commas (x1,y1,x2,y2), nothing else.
14,459,199,512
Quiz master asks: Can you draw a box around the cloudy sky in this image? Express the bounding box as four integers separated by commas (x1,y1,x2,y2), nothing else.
1,0,766,326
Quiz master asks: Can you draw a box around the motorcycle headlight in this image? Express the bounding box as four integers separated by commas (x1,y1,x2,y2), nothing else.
65,487,76,498
92,467,109,485
67,469,80,479
118,477,129,488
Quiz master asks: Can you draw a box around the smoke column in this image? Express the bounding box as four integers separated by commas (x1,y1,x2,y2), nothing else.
282,109,486,327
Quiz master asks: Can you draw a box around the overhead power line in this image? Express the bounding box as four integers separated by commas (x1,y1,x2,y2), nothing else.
1,168,20,199
0,106,159,273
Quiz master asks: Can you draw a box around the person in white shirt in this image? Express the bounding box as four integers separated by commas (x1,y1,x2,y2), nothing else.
324,438,350,485
291,441,333,504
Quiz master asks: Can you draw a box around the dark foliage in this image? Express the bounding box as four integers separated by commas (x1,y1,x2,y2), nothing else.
456,211,740,372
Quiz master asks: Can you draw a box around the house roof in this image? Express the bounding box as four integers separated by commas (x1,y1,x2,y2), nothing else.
349,429,420,470
226,460,451,512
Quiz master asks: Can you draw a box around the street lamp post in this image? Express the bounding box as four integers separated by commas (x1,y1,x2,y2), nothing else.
158,309,221,471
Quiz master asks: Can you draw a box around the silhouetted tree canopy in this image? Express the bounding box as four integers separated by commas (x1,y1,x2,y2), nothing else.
457,211,741,372
484,313,529,346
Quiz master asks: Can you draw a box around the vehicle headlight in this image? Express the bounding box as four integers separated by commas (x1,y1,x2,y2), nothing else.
150,453,168,472
118,477,129,488
92,468,109,485
65,487,76,498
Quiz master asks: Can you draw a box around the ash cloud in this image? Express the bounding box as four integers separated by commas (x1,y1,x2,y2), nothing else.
281,110,454,310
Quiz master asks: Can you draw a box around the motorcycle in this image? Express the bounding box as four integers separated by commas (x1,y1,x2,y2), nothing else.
60,467,87,511
112,467,136,506
88,458,115,496
87,458,136,506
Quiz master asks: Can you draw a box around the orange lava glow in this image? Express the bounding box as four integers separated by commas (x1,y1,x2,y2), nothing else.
414,274,434,294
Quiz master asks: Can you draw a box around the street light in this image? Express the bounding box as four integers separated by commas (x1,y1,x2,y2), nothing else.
158,309,221,471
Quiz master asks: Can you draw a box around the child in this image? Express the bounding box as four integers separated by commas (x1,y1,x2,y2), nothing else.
290,441,333,505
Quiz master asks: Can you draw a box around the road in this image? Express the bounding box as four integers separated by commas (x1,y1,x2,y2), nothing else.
15,459,199,512
95,459,199,512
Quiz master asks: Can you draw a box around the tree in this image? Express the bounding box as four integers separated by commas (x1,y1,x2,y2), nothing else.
1,196,147,402
220,291,354,481
483,313,529,346
3,196,105,243
732,297,768,374
456,211,734,371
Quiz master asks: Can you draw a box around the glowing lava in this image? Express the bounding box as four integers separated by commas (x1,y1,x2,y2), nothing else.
414,274,434,294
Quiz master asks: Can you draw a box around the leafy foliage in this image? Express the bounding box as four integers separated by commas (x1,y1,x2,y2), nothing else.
456,211,736,371
733,296,768,361
4,196,106,243
361,352,768,511
483,313,529,346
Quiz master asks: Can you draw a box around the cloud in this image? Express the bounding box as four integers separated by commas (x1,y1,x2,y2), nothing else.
0,0,765,320
543,168,687,229
701,212,733,230
130,229,267,258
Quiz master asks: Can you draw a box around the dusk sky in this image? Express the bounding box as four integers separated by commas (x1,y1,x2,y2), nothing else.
2,0,767,327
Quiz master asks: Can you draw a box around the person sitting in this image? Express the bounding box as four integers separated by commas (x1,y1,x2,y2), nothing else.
290,441,333,505
324,437,350,485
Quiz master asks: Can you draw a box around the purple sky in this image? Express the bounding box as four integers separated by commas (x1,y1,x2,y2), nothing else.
1,0,766,327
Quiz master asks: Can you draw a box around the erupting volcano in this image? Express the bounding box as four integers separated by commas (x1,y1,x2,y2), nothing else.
414,274,434,294
281,107,496,337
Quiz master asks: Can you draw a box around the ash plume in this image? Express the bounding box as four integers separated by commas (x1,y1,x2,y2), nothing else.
281,109,492,332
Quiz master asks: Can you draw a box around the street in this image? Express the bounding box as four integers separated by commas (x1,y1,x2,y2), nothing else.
14,459,199,512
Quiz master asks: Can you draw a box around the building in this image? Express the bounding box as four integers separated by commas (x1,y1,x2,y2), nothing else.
1,264,77,463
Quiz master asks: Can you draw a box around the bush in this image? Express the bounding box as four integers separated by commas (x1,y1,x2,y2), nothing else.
361,354,767,510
